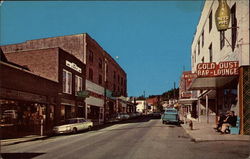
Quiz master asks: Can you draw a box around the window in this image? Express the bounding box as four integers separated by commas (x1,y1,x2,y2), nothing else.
121,77,123,85
202,31,204,47
209,11,212,32
194,50,196,63
98,74,102,85
220,31,225,50
231,4,237,51
113,71,116,79
63,69,72,94
209,43,213,62
98,58,102,69
113,84,116,92
198,41,200,55
89,68,93,81
75,75,82,96
89,50,94,63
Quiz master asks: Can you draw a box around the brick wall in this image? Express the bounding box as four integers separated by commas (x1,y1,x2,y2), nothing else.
0,62,58,97
5,48,59,82
1,34,85,63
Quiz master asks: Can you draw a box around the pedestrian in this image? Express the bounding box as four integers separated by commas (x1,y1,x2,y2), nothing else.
220,111,237,134
189,120,193,130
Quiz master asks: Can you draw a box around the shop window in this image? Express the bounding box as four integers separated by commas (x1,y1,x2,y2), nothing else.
98,74,102,85
89,68,93,81
231,4,237,51
209,11,212,32
63,69,72,94
75,75,83,96
220,31,225,50
209,43,213,62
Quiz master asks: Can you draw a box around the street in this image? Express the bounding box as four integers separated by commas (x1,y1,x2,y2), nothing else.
1,117,250,159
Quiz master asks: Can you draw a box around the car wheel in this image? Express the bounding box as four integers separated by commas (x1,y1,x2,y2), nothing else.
88,126,92,131
162,121,165,124
72,127,77,134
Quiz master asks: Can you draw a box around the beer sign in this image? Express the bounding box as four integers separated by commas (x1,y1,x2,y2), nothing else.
215,0,230,31
197,61,239,77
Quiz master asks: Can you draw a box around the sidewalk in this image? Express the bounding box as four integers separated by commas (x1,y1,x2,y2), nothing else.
1,135,47,146
181,115,250,142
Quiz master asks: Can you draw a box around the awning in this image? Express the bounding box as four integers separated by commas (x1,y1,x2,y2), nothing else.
188,76,238,90
179,98,198,105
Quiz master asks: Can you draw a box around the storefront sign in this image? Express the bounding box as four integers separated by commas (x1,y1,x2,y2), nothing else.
215,0,230,31
180,72,197,98
0,88,47,103
66,60,82,73
197,61,239,77
77,90,90,98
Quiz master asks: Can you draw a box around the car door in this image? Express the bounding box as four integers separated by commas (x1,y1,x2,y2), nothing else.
79,119,87,130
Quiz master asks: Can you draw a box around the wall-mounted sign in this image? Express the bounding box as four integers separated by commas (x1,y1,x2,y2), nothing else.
197,61,239,77
66,60,82,73
77,90,90,98
215,0,230,31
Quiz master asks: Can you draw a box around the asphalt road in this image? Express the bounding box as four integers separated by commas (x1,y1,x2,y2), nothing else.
1,117,250,159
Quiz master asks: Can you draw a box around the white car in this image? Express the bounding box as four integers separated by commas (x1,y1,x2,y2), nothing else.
53,118,93,134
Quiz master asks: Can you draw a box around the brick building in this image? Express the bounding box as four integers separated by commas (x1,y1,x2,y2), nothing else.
5,47,86,124
0,49,58,138
1,33,127,123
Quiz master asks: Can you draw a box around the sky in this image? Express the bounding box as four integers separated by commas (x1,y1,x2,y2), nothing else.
0,0,204,97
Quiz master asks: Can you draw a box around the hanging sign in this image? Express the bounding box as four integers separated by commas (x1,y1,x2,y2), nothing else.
197,61,239,77
215,0,230,31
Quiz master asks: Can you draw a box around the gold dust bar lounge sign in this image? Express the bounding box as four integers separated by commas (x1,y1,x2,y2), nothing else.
197,61,239,77
215,0,230,31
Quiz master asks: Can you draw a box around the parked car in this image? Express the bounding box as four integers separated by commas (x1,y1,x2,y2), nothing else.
128,113,137,119
162,108,180,124
2,110,18,119
151,112,162,119
116,113,130,120
53,118,93,134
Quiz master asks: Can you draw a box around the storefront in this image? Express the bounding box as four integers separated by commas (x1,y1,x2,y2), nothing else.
0,57,58,138
189,61,239,123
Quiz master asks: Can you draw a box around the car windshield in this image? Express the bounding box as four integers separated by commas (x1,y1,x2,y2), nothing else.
66,119,77,124
166,109,177,112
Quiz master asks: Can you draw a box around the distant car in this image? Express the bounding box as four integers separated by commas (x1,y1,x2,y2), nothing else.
162,108,180,124
53,118,93,134
151,112,162,119
116,113,130,120
128,113,137,119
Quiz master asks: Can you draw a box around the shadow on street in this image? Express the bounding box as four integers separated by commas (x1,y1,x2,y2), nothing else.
1,152,45,159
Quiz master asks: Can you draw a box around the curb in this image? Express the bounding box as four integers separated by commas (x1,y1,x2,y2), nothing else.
1,136,48,146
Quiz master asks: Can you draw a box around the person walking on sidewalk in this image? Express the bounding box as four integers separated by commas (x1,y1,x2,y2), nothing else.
220,111,237,134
